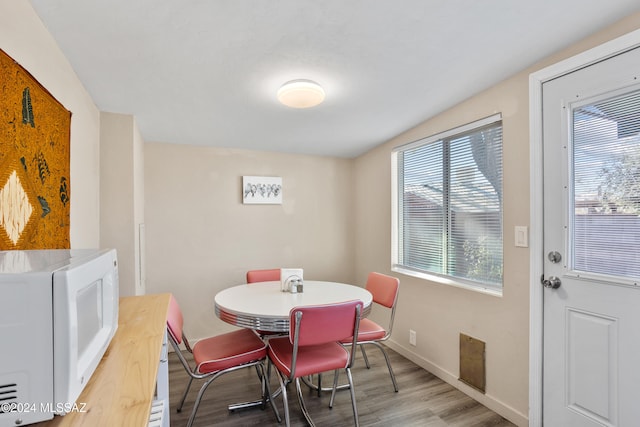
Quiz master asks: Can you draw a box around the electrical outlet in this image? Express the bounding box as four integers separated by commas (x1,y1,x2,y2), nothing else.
409,329,417,346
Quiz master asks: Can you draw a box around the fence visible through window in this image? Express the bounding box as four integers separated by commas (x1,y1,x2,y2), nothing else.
572,89,640,280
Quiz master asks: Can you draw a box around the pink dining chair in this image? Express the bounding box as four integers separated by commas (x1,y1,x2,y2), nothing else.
342,272,400,392
266,300,363,427
246,268,282,338
246,268,280,283
166,294,279,427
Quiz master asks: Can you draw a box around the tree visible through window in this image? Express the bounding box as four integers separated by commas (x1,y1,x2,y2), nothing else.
392,114,503,291
573,89,640,279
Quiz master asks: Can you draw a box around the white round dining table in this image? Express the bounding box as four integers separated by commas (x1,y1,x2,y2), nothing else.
214,280,373,333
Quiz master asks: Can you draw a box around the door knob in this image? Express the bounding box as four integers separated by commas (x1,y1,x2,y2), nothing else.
541,275,561,289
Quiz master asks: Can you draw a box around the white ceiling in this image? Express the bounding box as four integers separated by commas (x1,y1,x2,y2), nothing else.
30,1,639,158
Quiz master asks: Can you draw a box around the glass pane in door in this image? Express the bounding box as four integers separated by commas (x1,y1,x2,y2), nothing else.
572,89,640,279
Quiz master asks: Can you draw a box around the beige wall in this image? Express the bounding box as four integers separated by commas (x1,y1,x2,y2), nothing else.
0,1,101,248
354,12,640,427
133,117,146,294
144,143,355,338
355,76,531,426
100,112,146,296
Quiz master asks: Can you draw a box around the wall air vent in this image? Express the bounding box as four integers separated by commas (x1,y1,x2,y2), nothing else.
459,333,486,393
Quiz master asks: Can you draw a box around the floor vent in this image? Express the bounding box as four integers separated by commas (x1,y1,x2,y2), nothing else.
459,333,486,393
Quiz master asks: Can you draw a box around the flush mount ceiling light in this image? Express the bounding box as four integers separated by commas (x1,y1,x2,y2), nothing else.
277,79,325,108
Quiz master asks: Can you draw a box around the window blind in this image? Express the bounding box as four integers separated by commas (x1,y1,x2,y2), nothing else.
573,89,640,280
394,114,503,289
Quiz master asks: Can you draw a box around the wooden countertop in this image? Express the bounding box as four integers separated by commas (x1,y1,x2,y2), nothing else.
37,293,171,427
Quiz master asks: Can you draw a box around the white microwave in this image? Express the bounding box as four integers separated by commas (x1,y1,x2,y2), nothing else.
0,249,119,426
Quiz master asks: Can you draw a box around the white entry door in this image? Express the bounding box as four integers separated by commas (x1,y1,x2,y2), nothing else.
542,47,640,426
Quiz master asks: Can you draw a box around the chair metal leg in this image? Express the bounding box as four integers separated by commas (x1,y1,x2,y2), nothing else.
231,362,285,412
177,376,194,412
345,367,360,427
329,369,340,408
359,344,371,369
370,341,399,392
276,372,291,427
263,360,282,423
253,364,266,409
331,342,399,397
181,361,277,426
187,374,219,427
252,364,265,411
295,377,316,427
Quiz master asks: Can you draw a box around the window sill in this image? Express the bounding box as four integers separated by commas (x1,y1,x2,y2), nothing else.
391,266,503,297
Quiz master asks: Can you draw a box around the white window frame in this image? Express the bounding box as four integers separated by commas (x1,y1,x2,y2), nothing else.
391,113,503,296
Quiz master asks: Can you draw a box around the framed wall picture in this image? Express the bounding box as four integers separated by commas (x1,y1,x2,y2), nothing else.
242,176,282,204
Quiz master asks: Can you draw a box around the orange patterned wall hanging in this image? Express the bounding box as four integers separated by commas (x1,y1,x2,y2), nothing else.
0,49,71,250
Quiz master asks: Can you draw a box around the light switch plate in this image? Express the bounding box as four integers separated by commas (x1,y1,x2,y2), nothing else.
515,226,529,248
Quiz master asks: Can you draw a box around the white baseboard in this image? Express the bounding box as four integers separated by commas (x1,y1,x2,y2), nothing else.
385,340,529,427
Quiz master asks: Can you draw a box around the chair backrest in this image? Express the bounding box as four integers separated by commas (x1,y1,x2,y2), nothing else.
167,294,184,345
246,268,281,283
366,272,399,309
290,300,362,347
165,294,198,377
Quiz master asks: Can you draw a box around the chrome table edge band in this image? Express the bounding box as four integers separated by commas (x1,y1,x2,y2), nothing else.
215,304,371,333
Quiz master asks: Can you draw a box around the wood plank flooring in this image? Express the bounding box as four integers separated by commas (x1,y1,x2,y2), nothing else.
168,345,516,426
